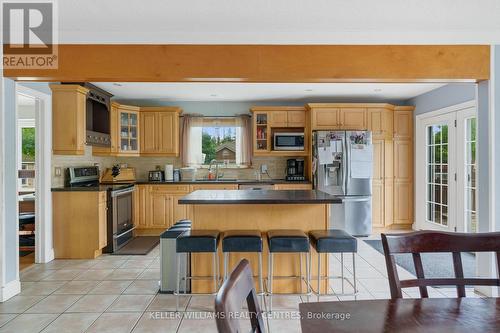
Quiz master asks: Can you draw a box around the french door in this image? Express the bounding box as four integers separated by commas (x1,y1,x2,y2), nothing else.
415,105,477,232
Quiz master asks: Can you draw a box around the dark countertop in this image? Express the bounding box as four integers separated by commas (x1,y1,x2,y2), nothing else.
51,184,134,192
135,179,311,185
52,179,311,192
178,189,342,205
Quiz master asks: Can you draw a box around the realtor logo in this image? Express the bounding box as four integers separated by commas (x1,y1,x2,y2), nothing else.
2,0,58,69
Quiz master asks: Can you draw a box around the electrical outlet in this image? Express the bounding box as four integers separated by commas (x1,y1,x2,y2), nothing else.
260,164,268,174
54,167,62,177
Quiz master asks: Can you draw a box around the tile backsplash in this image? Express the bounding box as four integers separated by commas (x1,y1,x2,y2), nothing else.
52,146,293,186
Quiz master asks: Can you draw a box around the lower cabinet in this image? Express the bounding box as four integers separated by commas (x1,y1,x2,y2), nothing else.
274,183,312,190
135,185,191,233
371,180,385,228
393,181,413,225
53,191,108,259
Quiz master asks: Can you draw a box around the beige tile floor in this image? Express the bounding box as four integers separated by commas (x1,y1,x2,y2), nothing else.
0,238,486,333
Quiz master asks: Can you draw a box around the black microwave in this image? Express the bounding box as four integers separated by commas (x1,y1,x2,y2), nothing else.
273,132,305,151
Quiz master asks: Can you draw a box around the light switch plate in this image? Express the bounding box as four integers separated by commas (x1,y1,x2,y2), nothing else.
54,167,62,177
260,164,268,174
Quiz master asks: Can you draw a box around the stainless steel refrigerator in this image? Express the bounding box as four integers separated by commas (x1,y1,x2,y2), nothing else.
313,130,373,236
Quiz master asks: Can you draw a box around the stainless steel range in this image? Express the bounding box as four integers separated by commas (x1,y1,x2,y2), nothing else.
66,166,135,253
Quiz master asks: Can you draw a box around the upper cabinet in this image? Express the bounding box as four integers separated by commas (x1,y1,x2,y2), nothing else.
310,107,341,129
117,104,140,155
368,107,394,140
308,104,368,130
250,106,308,156
393,107,414,140
340,108,367,130
50,84,89,155
140,107,181,156
94,102,141,156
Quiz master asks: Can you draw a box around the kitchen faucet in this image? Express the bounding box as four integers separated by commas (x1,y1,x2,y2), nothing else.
208,159,223,180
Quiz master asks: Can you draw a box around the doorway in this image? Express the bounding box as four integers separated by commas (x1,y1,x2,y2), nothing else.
415,102,478,233
17,94,36,270
15,84,53,270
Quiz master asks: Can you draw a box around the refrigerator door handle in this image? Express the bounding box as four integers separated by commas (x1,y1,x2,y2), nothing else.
342,134,347,195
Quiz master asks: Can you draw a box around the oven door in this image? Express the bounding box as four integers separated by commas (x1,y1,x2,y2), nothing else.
110,186,135,251
274,133,305,151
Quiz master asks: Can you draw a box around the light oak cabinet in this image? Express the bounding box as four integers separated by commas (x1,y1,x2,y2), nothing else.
287,111,306,127
135,184,191,232
268,111,288,127
310,107,341,129
274,183,312,190
50,84,89,155
371,140,385,228
340,108,367,129
393,107,414,226
140,107,181,156
308,104,368,130
117,104,140,155
53,191,107,259
250,107,308,156
368,108,394,140
394,108,413,139
98,193,107,249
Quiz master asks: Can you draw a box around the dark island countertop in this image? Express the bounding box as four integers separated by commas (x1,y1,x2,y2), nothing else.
178,189,342,205
51,184,133,192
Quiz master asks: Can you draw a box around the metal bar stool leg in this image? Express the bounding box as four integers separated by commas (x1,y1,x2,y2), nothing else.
341,253,345,294
176,253,181,312
352,252,357,293
258,252,264,307
305,251,310,303
213,252,218,293
268,252,273,313
299,252,303,294
223,252,228,280
317,252,321,302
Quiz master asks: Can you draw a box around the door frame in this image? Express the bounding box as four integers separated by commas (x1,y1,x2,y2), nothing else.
15,84,54,264
415,100,476,231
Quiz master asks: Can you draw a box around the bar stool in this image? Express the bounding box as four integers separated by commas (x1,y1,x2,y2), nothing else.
267,229,311,312
222,230,265,306
175,229,220,311
309,229,358,300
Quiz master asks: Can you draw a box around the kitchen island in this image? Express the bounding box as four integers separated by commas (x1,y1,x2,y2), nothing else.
179,189,340,293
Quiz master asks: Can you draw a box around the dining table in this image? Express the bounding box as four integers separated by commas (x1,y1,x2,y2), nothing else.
299,298,500,333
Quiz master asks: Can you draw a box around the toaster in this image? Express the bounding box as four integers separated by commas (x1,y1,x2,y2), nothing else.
148,170,164,182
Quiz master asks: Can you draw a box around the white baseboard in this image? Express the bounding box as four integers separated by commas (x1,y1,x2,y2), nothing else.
0,279,21,302
36,247,55,264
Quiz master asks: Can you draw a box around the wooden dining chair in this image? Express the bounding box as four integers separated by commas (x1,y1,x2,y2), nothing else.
381,230,500,299
215,259,266,333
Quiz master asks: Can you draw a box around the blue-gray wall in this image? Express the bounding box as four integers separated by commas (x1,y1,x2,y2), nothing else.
114,99,408,116
406,83,476,115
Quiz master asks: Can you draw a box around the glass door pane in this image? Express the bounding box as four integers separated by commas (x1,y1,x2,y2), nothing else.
426,124,449,226
464,117,477,232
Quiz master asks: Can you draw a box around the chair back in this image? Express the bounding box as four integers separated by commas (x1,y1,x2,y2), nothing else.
215,259,266,333
381,230,500,298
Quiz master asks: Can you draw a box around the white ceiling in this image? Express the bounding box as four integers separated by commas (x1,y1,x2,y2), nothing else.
92,82,446,102
55,0,500,43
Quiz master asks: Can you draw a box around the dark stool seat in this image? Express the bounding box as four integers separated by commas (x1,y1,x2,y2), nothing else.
309,229,357,253
176,230,220,253
222,230,262,252
268,229,309,253
19,213,35,226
